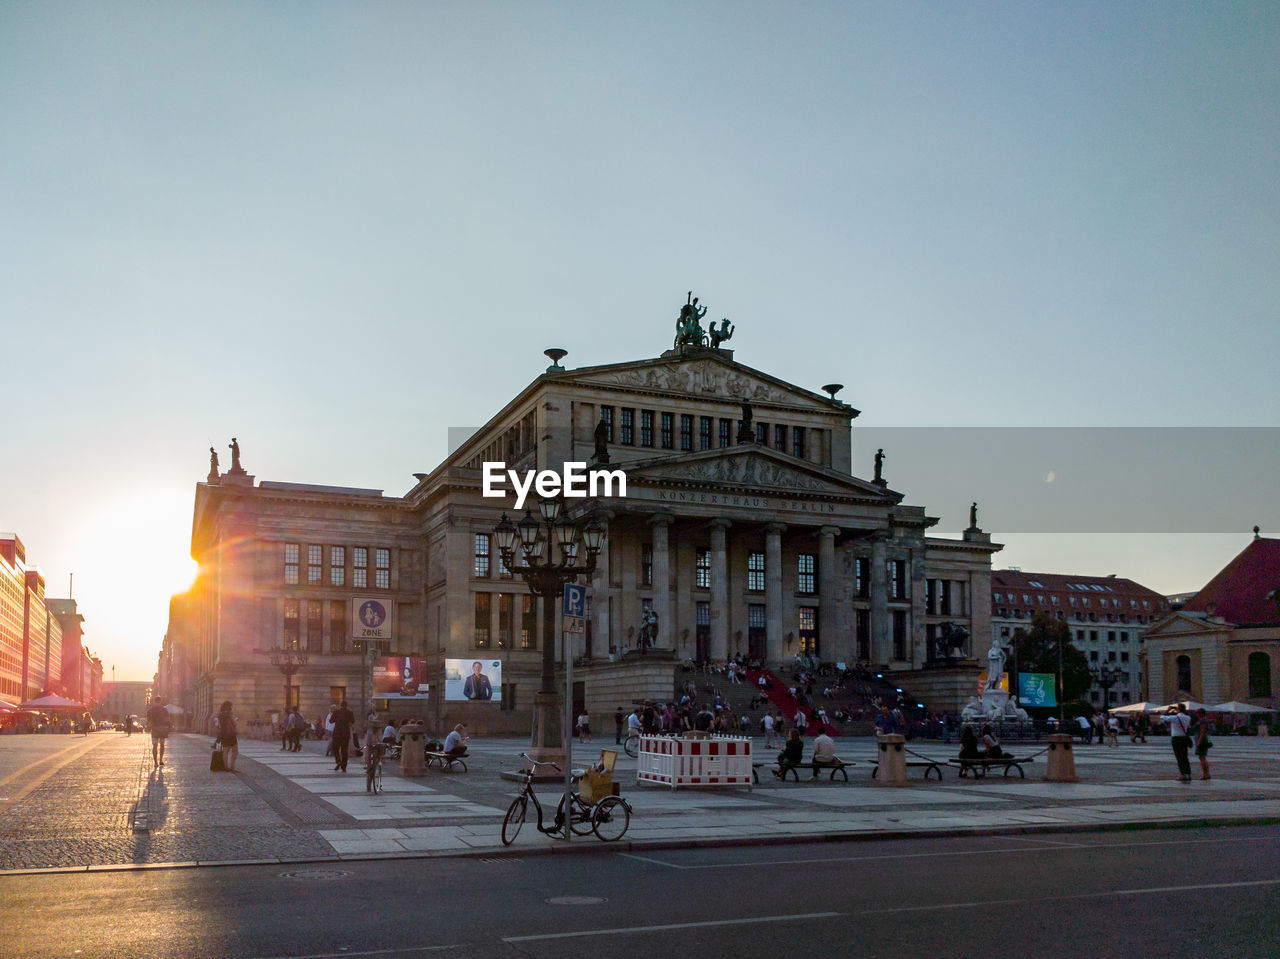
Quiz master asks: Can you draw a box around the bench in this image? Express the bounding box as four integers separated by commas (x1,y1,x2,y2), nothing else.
867,758,944,781
948,756,1034,779
425,751,468,773
753,760,852,783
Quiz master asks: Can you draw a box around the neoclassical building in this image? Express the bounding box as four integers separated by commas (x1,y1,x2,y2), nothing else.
175,303,1001,732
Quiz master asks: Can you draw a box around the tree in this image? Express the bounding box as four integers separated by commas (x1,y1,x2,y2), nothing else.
1009,613,1092,705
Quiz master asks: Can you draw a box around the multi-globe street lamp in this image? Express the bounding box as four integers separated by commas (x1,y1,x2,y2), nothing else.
492,498,605,766
1093,664,1122,714
265,644,308,721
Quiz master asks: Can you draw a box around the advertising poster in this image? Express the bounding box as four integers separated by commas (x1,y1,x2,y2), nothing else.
1018,673,1057,708
372,656,429,699
444,658,502,702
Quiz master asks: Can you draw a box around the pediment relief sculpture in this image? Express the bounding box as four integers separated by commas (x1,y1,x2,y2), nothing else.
578,362,791,404
638,454,838,493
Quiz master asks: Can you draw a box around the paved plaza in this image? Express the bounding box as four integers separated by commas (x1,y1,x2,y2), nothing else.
1,730,1277,872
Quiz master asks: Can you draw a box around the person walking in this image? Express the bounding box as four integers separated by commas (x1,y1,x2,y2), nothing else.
146,697,171,769
577,709,591,744
216,700,239,772
1168,704,1193,782
614,707,624,745
762,711,776,748
331,700,356,772
1193,708,1213,780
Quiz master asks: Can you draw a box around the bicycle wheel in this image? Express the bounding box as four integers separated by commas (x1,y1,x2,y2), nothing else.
624,734,639,758
557,794,595,836
365,758,377,793
371,758,383,794
501,796,527,846
592,796,630,842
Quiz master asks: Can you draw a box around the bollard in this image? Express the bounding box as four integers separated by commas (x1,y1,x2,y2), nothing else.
399,721,426,777
1044,733,1078,782
875,734,908,786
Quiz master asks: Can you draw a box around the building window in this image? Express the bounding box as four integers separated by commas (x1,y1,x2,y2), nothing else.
353,548,368,588
695,548,711,589
497,549,512,580
1176,654,1192,693
719,418,732,448
699,416,713,451
284,600,300,649
774,424,786,452
330,546,345,586
474,534,490,578
792,426,806,459
641,543,653,587
308,545,322,584
620,408,634,445
306,600,323,653
284,543,299,585
747,551,765,591
474,593,491,648
661,412,674,449
330,601,347,653
856,609,870,660
600,406,615,443
497,594,513,649
1249,652,1272,699
889,560,907,599
941,581,953,615
640,410,654,447
855,557,870,598
892,610,907,660
748,604,766,629
521,594,536,649
798,553,816,594
680,414,694,451
375,548,390,589
798,606,818,657
755,422,767,444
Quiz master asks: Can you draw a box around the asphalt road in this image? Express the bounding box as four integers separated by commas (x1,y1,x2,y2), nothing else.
4,824,1278,959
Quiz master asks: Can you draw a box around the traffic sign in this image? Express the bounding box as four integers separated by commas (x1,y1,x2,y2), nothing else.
562,583,586,618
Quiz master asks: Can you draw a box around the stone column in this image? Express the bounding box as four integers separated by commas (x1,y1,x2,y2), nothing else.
592,516,612,656
818,525,839,662
709,518,731,662
765,522,785,664
650,514,672,651
870,536,889,664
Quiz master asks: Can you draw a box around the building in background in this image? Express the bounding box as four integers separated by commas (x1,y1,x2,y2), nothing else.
177,301,1002,732
100,681,152,724
0,534,65,703
1142,530,1279,709
991,570,1169,709
51,598,102,710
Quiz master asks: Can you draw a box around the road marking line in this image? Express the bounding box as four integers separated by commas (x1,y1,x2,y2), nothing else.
855,878,1280,916
0,737,105,809
617,852,688,869
251,946,463,959
502,911,843,942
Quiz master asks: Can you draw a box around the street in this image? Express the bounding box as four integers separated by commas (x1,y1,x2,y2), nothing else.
3,824,1278,958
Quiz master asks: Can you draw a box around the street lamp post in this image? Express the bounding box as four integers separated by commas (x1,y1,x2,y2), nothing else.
266,644,308,724
1094,665,1121,714
492,499,605,768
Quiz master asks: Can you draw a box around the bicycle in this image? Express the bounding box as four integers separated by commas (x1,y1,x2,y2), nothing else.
501,753,632,846
365,742,385,794
623,729,641,758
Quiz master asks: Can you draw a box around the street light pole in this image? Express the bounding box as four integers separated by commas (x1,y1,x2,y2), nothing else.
492,500,604,769
266,644,308,726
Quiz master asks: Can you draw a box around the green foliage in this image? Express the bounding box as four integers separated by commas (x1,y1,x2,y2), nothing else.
1009,613,1093,704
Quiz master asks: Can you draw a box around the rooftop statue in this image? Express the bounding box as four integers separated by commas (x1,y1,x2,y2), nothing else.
229,437,242,472
593,414,611,464
674,292,709,350
708,318,734,348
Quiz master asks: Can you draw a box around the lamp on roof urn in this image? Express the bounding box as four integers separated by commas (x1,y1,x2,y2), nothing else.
492,500,605,769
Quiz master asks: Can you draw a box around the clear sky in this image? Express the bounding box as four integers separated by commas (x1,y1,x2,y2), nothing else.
2,2,1277,681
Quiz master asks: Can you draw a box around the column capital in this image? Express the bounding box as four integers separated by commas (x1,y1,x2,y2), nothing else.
648,511,674,528
818,525,841,539
708,517,732,531
763,522,787,537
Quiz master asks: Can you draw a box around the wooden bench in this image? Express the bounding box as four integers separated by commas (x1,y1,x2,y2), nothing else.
425,751,468,773
948,756,1034,779
867,758,944,781
753,760,852,782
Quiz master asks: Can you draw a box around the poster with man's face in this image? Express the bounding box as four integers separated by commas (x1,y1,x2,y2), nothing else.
444,659,502,702
372,656,429,699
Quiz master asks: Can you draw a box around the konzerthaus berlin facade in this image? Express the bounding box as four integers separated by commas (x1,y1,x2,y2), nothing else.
177,308,1001,733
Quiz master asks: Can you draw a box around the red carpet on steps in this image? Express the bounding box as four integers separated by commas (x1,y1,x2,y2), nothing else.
745,668,837,736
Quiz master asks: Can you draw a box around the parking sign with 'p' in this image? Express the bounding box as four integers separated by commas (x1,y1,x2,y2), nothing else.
562,583,586,619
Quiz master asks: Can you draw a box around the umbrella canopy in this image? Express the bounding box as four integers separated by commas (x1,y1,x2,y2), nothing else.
1160,700,1207,713
0,700,17,712
18,693,86,711
1109,701,1162,715
1207,701,1277,714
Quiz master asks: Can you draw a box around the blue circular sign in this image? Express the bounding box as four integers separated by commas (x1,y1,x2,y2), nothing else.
359,600,386,628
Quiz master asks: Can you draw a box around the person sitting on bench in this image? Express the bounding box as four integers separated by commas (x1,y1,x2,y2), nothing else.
980,724,1005,759
958,725,981,762
774,729,804,778
811,730,840,767
443,723,468,761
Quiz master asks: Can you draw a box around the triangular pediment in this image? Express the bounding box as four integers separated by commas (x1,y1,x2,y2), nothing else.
621,445,900,501
562,351,853,414
1145,611,1234,638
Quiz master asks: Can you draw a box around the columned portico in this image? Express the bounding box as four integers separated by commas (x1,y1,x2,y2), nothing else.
765,522,785,663
591,515,612,656
649,513,672,651
818,525,839,661
709,518,730,661
870,536,888,663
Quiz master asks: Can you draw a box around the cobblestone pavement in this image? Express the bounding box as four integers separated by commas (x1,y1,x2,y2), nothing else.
1,731,1277,871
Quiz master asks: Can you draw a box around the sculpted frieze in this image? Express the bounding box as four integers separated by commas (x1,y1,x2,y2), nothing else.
643,454,832,493
579,364,788,404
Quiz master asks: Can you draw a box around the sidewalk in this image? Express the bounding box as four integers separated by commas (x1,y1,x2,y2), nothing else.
1,731,1277,872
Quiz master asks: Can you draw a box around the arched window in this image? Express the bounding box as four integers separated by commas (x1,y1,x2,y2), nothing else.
1248,652,1272,699
1175,655,1192,695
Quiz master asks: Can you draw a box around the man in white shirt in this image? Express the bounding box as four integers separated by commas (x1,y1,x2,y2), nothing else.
1168,705,1193,782
443,723,468,760
626,710,642,735
762,712,776,748
812,730,839,768
382,721,398,745
794,709,808,736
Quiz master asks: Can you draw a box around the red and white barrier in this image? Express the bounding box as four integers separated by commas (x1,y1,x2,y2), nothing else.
636,735,753,790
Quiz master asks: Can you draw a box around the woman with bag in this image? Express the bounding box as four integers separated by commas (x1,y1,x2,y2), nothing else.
1194,707,1213,780
216,700,238,772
